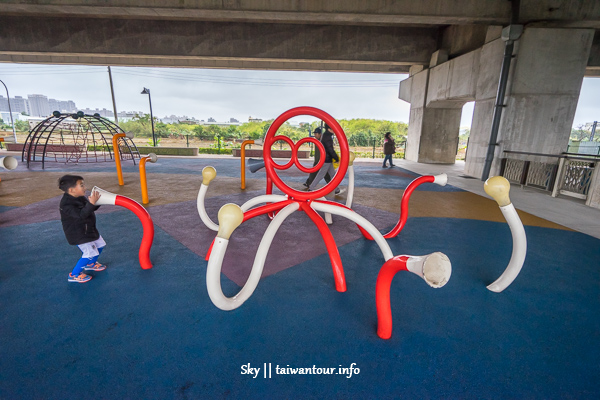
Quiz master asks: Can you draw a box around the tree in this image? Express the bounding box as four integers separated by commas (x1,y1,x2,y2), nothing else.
15,120,29,132
193,125,204,138
571,124,591,141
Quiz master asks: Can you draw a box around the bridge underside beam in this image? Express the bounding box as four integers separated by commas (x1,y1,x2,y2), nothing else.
0,16,439,73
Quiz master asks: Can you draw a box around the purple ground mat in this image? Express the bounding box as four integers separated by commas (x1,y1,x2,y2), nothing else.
0,194,121,227
149,193,400,286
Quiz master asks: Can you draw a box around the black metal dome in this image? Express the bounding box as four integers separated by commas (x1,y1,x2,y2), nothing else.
22,112,140,169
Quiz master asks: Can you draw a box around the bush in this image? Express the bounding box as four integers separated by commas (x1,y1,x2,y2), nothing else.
198,147,232,155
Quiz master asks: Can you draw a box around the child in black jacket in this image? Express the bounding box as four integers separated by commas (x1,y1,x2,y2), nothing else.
58,175,107,283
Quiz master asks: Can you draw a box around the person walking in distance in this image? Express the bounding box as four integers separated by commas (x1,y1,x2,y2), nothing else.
382,132,396,168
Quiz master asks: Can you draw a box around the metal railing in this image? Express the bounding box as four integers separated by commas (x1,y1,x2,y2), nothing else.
500,150,599,202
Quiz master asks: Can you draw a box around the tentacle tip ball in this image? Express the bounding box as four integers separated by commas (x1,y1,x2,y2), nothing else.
422,252,452,288
349,151,356,166
148,153,158,163
217,203,244,240
433,173,448,186
484,176,511,207
202,166,217,185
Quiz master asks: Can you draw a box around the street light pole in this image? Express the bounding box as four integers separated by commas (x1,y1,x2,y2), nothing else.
141,87,156,147
0,79,18,143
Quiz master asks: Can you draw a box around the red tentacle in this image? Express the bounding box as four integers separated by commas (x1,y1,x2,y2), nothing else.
299,202,346,292
376,255,409,339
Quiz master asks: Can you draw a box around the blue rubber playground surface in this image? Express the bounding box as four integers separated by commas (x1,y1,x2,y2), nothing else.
1,156,599,399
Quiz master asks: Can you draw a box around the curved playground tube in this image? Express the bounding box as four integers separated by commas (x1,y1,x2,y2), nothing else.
241,195,289,212
197,166,219,231
376,252,452,339
345,152,356,208
139,153,158,204
383,173,447,239
484,176,527,293
196,165,289,231
206,202,300,310
300,202,346,292
92,186,154,269
112,133,127,186
311,201,394,261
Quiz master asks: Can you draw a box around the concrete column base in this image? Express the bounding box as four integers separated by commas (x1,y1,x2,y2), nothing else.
406,107,461,164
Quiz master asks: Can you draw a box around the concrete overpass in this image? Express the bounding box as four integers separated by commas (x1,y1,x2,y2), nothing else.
1,0,599,206
0,1,598,74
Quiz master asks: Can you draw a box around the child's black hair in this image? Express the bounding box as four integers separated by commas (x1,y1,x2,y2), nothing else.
58,175,84,192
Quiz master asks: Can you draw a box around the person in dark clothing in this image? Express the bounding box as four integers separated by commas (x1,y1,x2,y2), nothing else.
58,175,107,283
308,124,341,194
382,132,396,168
303,127,331,188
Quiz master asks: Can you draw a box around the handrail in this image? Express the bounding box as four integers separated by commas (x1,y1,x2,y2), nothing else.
503,150,600,162
503,150,563,158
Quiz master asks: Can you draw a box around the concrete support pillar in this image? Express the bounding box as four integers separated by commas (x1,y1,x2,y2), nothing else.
464,37,505,177
400,68,464,164
465,27,595,178
406,107,462,163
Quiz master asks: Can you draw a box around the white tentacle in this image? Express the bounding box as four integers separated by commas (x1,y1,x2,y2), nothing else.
346,165,355,208
316,197,333,224
311,201,393,261
487,203,527,292
197,184,219,231
206,202,301,310
241,195,288,211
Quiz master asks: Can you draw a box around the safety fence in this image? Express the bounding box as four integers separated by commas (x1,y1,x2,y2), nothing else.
500,150,599,202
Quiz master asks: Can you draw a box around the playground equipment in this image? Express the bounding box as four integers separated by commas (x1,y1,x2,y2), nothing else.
240,140,254,190
198,107,452,336
247,150,357,207
484,176,527,292
22,111,140,169
112,131,136,186
139,153,158,204
376,252,451,339
1,156,17,170
92,186,155,270
240,139,263,190
0,155,18,182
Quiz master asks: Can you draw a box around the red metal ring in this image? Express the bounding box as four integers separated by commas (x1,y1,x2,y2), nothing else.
263,107,349,201
270,135,295,170
295,137,325,173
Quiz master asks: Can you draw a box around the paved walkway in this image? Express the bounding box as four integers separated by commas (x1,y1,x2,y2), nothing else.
359,158,600,239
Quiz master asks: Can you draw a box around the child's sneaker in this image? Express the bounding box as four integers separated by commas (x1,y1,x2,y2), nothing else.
68,273,92,283
84,262,107,271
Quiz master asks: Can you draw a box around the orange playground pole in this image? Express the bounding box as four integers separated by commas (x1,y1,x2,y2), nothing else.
112,133,127,186
139,153,157,204
240,140,255,189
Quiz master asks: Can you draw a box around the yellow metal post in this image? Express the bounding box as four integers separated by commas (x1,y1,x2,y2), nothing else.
240,140,254,189
139,153,157,204
112,133,126,186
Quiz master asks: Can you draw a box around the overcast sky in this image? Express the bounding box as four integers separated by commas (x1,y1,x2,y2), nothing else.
0,63,598,128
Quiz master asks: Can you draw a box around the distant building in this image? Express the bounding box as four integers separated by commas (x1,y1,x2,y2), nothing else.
161,114,180,124
80,108,114,118
58,100,77,113
230,117,239,123
197,121,240,127
116,111,144,122
207,117,216,123
0,95,31,115
248,116,262,123
0,111,26,125
12,96,30,114
27,94,51,117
